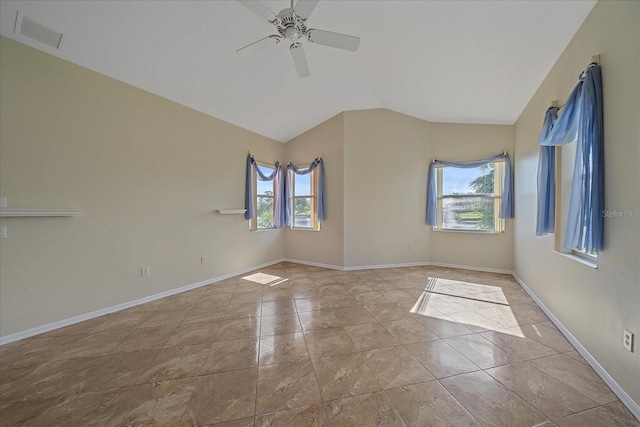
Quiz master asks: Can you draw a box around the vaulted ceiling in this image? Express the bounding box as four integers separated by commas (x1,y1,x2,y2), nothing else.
0,1,596,142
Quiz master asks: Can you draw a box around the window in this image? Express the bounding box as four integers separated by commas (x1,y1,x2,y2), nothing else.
558,143,597,262
251,163,276,231
435,161,505,233
290,167,320,230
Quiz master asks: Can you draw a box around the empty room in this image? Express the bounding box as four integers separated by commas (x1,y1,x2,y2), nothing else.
0,0,638,426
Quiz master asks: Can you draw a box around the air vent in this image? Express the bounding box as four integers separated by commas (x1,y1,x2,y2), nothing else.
14,12,64,49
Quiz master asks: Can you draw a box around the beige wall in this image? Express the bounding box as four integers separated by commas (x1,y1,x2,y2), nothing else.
513,0,640,404
284,114,344,267
343,109,514,271
430,123,515,271
0,37,284,337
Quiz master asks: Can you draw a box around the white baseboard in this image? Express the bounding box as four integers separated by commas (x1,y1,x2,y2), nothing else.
0,258,285,346
512,272,640,421
428,261,512,275
283,258,344,271
283,258,512,274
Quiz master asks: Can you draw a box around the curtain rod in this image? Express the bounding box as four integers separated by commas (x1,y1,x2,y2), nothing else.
432,149,507,164
551,54,600,109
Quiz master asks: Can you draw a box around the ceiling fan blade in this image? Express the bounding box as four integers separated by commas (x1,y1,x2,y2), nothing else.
307,28,360,51
236,35,281,55
290,43,310,78
294,0,320,20
237,0,277,23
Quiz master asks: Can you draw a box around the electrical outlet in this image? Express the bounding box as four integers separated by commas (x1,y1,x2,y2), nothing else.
623,329,634,352
141,266,150,277
201,256,207,264
0,227,6,238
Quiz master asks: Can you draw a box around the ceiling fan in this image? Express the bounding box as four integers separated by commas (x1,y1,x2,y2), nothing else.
236,0,360,78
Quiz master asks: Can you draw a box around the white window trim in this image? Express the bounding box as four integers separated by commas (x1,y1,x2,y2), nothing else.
250,161,276,232
433,160,505,234
290,166,321,231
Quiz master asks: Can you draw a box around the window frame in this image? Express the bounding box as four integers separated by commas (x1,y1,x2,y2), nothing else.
554,144,598,265
433,160,506,234
290,166,321,231
250,161,276,232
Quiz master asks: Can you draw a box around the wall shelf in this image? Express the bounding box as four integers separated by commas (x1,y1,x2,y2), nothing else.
0,208,82,217
215,209,246,215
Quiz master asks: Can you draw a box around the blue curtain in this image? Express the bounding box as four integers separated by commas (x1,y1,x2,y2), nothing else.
426,153,514,226
535,65,604,252
244,154,286,227
284,158,326,225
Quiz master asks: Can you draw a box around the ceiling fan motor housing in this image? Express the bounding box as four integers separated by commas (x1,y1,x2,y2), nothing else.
276,8,307,40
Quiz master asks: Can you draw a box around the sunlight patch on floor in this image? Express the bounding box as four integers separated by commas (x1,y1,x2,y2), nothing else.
241,272,289,287
410,277,523,337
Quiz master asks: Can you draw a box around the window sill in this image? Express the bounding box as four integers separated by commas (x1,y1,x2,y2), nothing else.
433,228,504,235
290,227,321,232
553,250,598,269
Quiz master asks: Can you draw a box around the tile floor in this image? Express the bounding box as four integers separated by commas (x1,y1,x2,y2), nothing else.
1,263,638,426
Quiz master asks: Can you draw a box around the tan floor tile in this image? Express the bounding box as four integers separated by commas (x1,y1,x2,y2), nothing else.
81,349,160,392
380,318,438,344
261,288,293,301
528,354,618,405
555,406,640,427
324,391,404,427
440,371,548,427
27,390,123,426
343,323,399,351
261,299,297,316
295,297,335,312
138,343,211,382
181,369,256,425
298,310,343,331
444,334,523,369
386,380,480,427
322,294,362,308
224,302,262,320
303,328,358,357
215,317,261,342
564,350,589,365
486,362,598,419
183,307,227,324
378,289,417,304
51,331,130,360
333,306,377,326
260,313,301,337
116,326,178,352
207,417,255,427
311,353,380,400
165,321,221,347
259,332,309,366
603,401,640,423
509,303,550,324
499,323,574,352
480,330,557,360
362,303,412,322
352,291,391,305
106,377,196,427
202,338,258,374
230,291,263,304
0,335,82,368
363,345,433,389
413,313,475,338
90,312,153,333
255,403,328,426
404,340,480,379
447,310,510,332
256,360,322,414
139,309,189,328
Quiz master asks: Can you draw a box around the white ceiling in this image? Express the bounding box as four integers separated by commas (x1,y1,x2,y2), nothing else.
0,0,596,143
